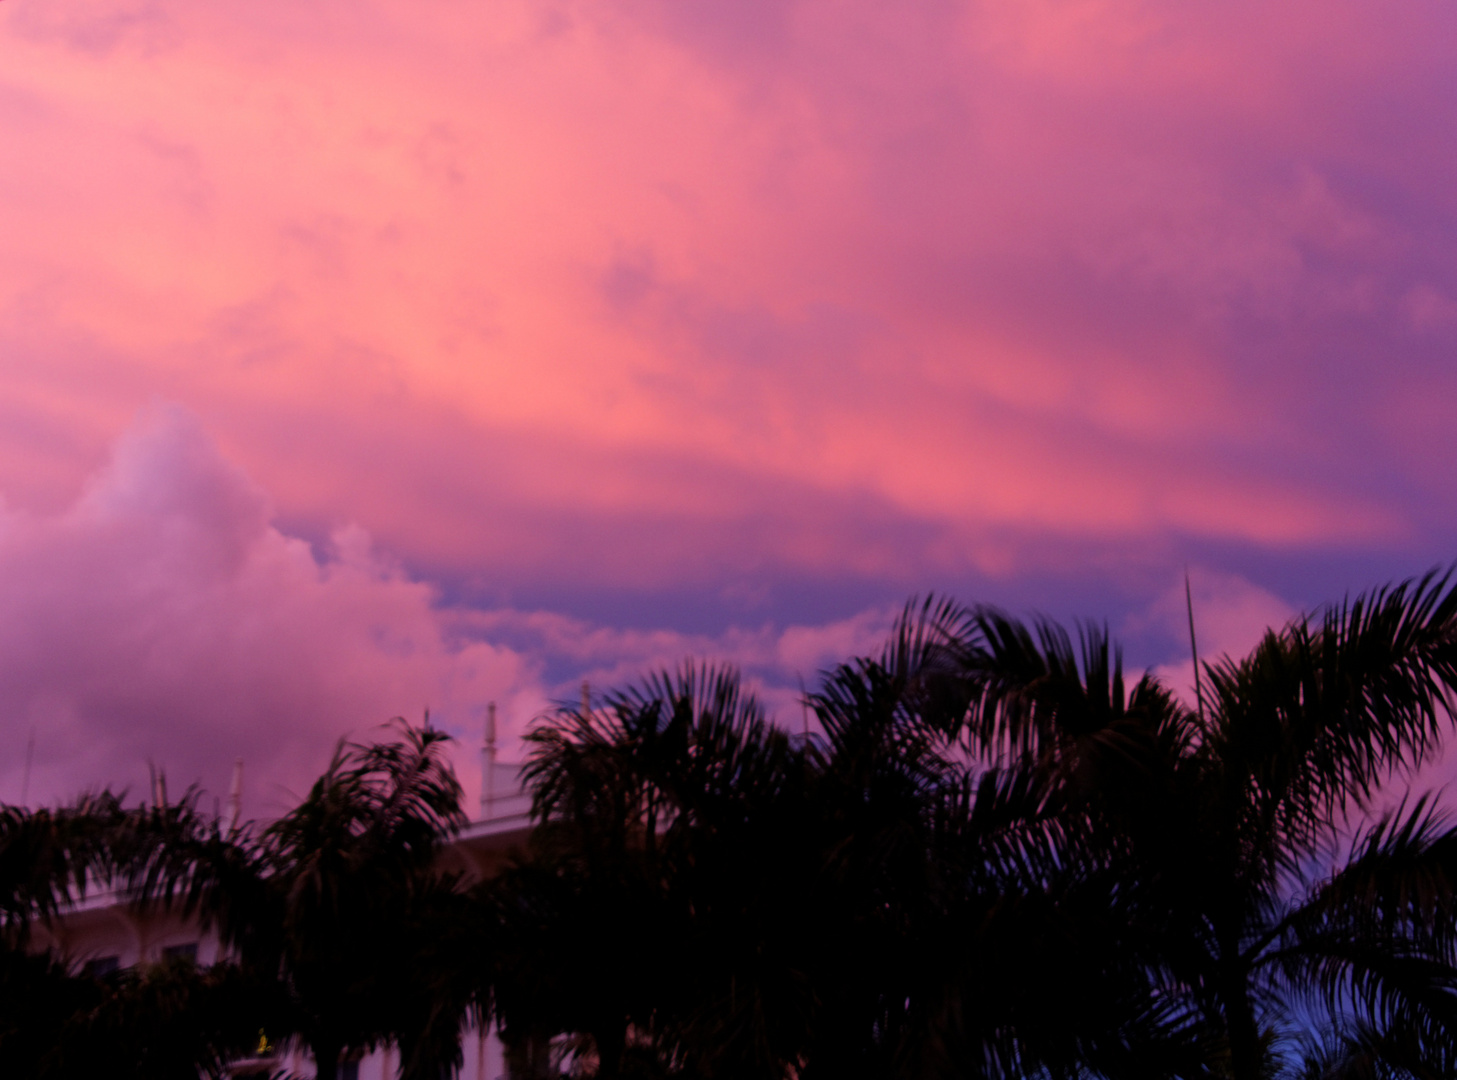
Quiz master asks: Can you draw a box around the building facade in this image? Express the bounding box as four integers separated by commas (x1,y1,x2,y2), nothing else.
40,754,535,1079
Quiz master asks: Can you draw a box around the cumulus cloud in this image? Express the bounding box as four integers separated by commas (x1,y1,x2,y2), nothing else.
0,403,541,815
464,602,895,728
2,0,1453,808
0,405,903,816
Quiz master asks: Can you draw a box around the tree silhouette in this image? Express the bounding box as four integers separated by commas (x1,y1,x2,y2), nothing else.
801,599,1200,1079
502,665,809,1078
501,651,1163,1079
948,572,1457,1078
7,574,1457,1079
123,719,470,1079
0,791,287,1076
248,720,468,1079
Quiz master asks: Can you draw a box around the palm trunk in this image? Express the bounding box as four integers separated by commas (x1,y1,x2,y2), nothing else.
313,1038,342,1080
1220,969,1263,1080
594,1024,626,1079
504,1031,553,1079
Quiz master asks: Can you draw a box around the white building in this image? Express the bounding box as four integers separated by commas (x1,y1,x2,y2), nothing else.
38,747,535,1079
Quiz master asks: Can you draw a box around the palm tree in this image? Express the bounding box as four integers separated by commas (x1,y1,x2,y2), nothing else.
505,653,1166,1080
0,722,472,1079
802,600,1200,1080
503,665,819,1078
249,720,470,1079
945,571,1457,1078
22,952,289,1080
0,792,128,934
0,790,286,1077
129,719,471,1079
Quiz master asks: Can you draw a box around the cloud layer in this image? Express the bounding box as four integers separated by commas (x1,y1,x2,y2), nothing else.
3,0,1454,597
0,405,532,812
0,406,903,812
2,0,1455,801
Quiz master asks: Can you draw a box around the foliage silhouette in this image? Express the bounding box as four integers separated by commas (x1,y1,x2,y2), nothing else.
0,719,470,1079
7,574,1457,1079
501,650,1185,1078
945,571,1457,1078
231,719,469,1079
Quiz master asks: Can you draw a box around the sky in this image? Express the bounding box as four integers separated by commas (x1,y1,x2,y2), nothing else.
2,0,1456,815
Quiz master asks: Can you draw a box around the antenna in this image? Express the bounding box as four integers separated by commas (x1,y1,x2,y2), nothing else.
480,702,498,820
1185,570,1207,727
20,728,34,807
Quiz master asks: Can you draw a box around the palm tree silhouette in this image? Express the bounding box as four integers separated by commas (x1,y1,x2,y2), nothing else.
0,723,471,1079
504,665,808,1078
504,653,1163,1078
9,573,1457,1079
800,600,1199,1079
251,720,468,1079
0,791,290,1076
129,719,470,1079
945,572,1457,1078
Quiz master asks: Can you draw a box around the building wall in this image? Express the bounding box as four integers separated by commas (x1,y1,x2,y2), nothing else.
44,768,534,1079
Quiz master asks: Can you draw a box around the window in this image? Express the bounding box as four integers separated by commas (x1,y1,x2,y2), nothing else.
83,956,119,978
161,942,198,963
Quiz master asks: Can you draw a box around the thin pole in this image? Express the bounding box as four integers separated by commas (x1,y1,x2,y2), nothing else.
1185,570,1207,726
481,702,497,820
20,729,34,807
226,758,244,833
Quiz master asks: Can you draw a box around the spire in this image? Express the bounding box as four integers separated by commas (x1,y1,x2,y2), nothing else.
480,702,498,820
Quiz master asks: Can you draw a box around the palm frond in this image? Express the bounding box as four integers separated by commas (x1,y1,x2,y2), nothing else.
1206,569,1457,874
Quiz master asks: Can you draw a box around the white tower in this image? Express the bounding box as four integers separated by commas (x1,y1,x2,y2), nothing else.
479,702,497,820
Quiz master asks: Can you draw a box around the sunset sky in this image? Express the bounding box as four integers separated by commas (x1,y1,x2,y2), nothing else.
3,0,1456,814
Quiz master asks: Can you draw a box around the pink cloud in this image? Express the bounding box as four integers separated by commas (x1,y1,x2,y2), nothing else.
1140,570,1299,707
0,0,1447,600
0,0,1455,820
0,403,541,815
462,601,895,726
0,405,912,809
